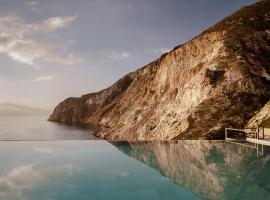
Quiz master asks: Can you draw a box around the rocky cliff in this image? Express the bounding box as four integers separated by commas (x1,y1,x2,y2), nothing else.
50,0,270,140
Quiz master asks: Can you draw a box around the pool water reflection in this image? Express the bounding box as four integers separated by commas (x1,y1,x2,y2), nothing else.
0,140,269,200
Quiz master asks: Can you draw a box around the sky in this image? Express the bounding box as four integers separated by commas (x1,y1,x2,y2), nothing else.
0,0,257,110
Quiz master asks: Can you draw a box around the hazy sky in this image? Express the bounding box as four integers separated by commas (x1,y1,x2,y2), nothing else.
0,0,256,109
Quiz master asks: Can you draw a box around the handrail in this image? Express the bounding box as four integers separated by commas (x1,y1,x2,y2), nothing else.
225,128,247,141
225,126,264,141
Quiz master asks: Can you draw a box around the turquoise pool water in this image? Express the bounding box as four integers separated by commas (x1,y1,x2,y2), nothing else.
0,140,269,200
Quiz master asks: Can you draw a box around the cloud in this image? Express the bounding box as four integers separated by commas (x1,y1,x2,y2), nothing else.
111,170,130,178
99,50,131,60
25,1,42,15
26,1,39,6
110,51,130,60
46,164,80,177
0,164,45,189
0,163,79,200
0,15,81,66
33,147,53,154
44,16,77,31
149,47,171,55
0,164,46,200
33,75,54,82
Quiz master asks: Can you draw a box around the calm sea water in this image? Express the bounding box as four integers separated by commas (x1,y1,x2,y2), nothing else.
0,116,270,200
0,115,95,140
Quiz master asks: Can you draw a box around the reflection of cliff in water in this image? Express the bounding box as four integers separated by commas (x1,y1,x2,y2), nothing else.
111,141,270,200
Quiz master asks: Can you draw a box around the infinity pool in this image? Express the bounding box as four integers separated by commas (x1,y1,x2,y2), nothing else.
0,140,269,200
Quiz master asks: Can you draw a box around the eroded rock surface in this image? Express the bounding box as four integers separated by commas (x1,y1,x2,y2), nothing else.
50,0,270,140
247,100,270,127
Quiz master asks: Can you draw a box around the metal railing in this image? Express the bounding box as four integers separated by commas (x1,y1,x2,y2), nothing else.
225,128,247,141
225,126,264,141
226,140,264,157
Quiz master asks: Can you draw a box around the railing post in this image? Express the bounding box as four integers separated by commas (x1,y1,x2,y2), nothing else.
256,121,259,140
225,128,227,140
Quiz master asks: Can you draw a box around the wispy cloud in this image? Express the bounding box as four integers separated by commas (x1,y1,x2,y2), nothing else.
26,1,39,6
0,15,81,66
44,16,77,31
33,147,53,154
0,163,79,199
99,50,131,60
148,47,171,55
25,1,42,15
0,164,45,199
111,170,130,178
33,75,54,82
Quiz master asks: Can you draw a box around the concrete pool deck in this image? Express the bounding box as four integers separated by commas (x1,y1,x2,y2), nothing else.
225,128,270,147
245,128,270,146
246,137,270,146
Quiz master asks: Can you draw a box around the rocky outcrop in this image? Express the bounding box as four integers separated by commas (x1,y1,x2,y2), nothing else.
49,73,136,127
111,141,270,200
50,0,270,140
247,100,270,127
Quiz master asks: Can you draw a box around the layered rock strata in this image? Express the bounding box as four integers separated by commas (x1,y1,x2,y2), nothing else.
50,0,270,140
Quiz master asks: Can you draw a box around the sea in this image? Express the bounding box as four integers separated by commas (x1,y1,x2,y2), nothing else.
0,114,95,140
0,114,270,200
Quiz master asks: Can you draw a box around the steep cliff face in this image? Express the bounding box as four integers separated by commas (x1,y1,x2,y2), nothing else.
247,101,270,127
50,0,270,140
49,73,136,126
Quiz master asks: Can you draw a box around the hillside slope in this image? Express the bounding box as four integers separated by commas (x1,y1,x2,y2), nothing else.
50,0,270,140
